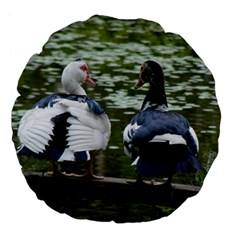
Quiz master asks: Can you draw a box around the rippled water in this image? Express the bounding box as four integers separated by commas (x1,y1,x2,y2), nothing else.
12,15,220,182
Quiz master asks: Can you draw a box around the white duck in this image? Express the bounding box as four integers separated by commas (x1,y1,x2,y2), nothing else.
17,59,111,178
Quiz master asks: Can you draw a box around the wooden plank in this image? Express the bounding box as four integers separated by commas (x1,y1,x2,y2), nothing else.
23,171,201,209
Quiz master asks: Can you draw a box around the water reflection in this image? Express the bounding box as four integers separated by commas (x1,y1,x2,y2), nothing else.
12,15,220,182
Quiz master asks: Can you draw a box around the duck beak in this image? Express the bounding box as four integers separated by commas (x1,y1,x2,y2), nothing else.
84,76,96,87
134,77,145,89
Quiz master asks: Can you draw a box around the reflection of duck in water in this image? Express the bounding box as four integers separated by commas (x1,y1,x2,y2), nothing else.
17,59,111,179
123,60,201,185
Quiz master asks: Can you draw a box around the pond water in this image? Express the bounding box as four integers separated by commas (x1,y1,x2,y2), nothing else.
12,15,220,212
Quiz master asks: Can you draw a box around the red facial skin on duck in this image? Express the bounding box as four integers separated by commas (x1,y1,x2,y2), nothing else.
134,64,146,89
80,64,96,87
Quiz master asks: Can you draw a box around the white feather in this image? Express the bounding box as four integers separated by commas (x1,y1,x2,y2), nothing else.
18,104,64,154
150,133,187,145
58,148,75,162
18,97,110,155
131,156,140,166
189,126,199,152
59,99,111,152
123,122,141,143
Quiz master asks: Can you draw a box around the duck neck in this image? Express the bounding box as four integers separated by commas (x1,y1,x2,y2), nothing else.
141,85,168,111
62,80,87,95
74,85,87,95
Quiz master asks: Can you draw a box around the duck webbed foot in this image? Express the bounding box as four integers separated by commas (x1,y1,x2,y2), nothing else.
46,161,74,177
76,171,104,180
47,171,74,177
73,159,104,180
162,175,172,186
127,174,173,189
127,174,148,185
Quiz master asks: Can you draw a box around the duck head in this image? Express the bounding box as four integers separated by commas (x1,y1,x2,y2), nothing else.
61,59,96,95
134,60,165,90
135,60,168,109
